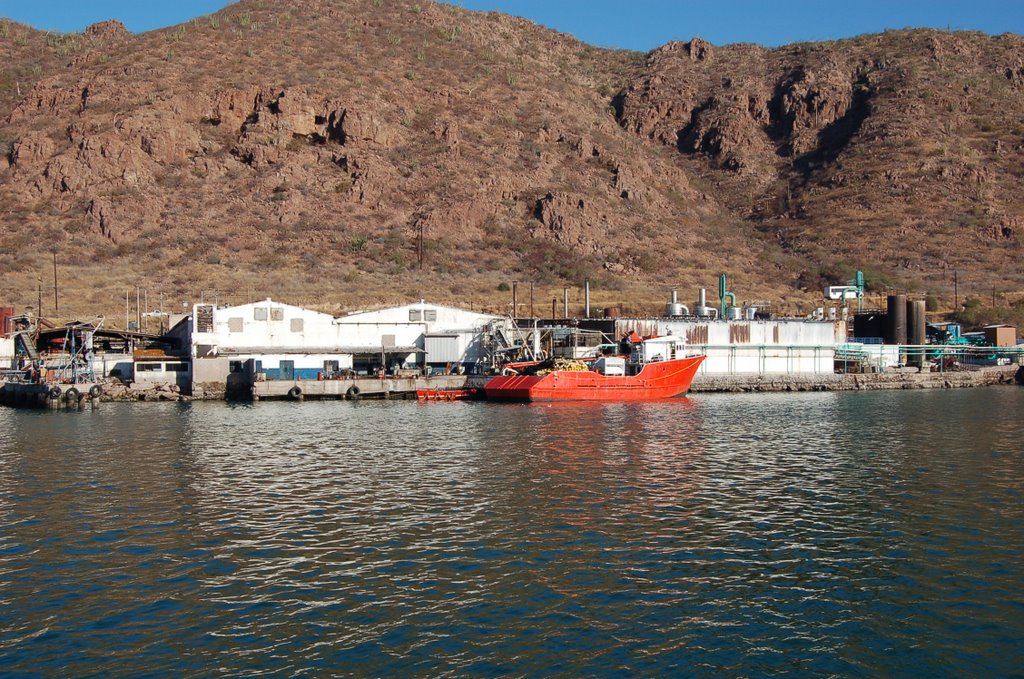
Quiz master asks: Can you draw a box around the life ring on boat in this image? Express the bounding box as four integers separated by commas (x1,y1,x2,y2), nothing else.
48,386,62,400
88,385,102,399
63,387,80,403
346,385,361,400
287,386,302,399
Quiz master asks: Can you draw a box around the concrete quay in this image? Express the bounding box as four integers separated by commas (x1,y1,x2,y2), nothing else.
689,365,1022,393
248,374,489,401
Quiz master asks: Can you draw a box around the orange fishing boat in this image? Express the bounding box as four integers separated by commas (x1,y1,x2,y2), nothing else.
484,336,704,402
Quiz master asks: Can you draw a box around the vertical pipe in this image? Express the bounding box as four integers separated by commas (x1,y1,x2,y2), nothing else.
563,287,569,319
512,281,518,318
719,274,727,319
125,290,129,330
671,289,678,305
551,298,556,320
584,279,591,319
52,250,58,315
530,282,534,318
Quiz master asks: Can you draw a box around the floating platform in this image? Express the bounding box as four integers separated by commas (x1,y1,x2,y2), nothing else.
0,382,104,409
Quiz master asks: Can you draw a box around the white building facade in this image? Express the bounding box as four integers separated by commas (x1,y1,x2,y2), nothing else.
185,299,505,395
597,318,841,375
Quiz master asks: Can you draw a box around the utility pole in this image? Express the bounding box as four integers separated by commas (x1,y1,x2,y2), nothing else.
52,248,58,315
417,220,424,269
530,282,534,318
37,278,42,319
954,270,959,311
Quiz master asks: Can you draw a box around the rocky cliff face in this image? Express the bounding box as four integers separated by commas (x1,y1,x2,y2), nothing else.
0,1,1022,321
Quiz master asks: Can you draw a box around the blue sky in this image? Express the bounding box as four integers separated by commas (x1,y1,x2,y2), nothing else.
3,0,1023,49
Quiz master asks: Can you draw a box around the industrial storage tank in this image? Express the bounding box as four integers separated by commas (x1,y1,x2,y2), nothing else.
907,300,927,345
886,295,907,345
854,312,885,341
695,288,717,318
725,306,742,320
665,303,688,317
665,290,689,317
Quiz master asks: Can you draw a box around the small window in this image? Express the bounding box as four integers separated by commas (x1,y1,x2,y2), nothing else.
165,363,189,372
228,317,243,333
424,309,437,322
270,308,284,321
254,307,268,321
291,318,304,332
323,360,339,372
137,363,162,372
409,309,422,322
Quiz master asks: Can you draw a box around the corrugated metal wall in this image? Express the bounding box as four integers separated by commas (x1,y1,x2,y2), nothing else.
424,335,461,364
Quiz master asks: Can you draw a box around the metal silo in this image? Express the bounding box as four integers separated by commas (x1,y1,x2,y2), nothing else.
886,295,907,345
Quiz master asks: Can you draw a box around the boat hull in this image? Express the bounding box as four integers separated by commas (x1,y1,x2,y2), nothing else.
484,355,705,402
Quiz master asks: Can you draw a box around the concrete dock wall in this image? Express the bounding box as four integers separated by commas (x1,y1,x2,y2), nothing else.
689,365,1021,392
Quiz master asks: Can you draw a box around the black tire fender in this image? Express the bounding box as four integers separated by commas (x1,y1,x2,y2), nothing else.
89,385,102,399
346,385,361,400
64,387,80,403
48,386,62,400
287,385,302,399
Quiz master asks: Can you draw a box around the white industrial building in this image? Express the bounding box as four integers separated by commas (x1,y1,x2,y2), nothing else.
661,319,840,375
0,336,14,367
579,318,842,376
177,299,506,395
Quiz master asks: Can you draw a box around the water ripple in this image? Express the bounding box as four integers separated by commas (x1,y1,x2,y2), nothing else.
1,390,1022,675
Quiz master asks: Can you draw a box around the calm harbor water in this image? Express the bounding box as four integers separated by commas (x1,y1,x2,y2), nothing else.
1,388,1022,676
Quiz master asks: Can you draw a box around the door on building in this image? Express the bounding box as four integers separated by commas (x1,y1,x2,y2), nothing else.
280,360,295,381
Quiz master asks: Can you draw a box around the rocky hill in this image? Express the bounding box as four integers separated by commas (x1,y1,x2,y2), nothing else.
1,0,1022,324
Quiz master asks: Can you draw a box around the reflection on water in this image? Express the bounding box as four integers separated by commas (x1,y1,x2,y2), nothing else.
1,389,1023,675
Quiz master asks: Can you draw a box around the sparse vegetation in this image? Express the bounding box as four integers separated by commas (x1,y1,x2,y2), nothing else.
46,31,82,57
0,12,1021,321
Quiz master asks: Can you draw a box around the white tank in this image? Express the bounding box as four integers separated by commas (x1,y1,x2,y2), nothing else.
744,307,757,320
726,306,742,320
665,303,688,317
